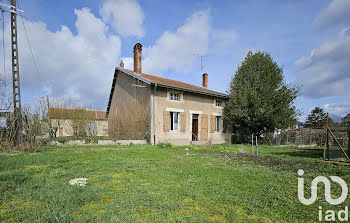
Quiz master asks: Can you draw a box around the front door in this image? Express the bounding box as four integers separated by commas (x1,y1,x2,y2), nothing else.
192,114,198,141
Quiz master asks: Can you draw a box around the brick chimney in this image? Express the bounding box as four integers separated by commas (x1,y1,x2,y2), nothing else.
202,73,208,88
133,43,142,74
120,60,124,68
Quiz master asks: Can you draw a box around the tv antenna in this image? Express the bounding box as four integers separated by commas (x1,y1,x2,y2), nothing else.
192,54,207,74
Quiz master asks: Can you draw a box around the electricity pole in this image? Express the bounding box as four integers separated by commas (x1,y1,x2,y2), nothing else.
10,0,22,146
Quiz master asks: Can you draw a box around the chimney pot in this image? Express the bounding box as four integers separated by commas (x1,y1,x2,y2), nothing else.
133,43,142,74
120,60,124,68
202,73,208,88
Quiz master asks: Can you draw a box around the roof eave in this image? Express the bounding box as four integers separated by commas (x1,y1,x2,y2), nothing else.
152,83,228,99
117,67,152,84
106,67,152,116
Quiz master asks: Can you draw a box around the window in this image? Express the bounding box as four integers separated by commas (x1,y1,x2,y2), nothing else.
169,92,180,101
170,112,179,131
215,116,222,132
215,99,222,107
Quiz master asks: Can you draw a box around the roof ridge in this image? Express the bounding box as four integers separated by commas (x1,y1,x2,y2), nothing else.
124,68,227,96
141,73,208,90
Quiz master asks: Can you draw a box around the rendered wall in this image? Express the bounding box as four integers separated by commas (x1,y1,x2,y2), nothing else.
151,87,228,145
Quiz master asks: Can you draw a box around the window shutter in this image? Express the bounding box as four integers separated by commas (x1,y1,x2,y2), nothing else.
200,114,208,141
163,111,170,132
210,115,215,133
180,113,186,133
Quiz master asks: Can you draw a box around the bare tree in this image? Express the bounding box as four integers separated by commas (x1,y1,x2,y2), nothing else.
109,103,150,140
0,99,48,151
48,99,96,138
22,105,47,148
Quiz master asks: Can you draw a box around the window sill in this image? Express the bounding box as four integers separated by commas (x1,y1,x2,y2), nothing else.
168,99,182,103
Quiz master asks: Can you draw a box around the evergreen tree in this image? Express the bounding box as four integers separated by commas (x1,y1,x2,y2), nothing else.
223,51,300,142
305,107,329,128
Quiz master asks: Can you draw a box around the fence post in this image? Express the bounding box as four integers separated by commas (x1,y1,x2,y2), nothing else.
348,133,350,157
256,135,258,155
229,131,231,147
309,128,312,147
326,113,330,160
252,134,254,154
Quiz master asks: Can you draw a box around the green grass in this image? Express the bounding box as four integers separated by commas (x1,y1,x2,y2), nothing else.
1,144,350,222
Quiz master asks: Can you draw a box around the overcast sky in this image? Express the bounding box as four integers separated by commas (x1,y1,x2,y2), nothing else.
0,0,349,121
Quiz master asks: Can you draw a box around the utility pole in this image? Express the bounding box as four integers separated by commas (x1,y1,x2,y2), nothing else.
10,0,22,146
325,113,330,160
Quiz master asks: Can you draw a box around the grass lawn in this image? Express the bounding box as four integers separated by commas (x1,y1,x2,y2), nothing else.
1,144,350,222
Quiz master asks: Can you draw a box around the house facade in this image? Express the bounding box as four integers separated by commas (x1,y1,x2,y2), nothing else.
107,43,229,145
49,108,108,137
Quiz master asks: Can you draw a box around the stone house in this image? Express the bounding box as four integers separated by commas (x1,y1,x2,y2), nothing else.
49,108,108,137
107,43,229,145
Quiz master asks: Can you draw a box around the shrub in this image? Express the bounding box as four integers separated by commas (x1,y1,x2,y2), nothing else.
57,138,69,144
157,143,174,149
0,103,47,152
108,103,150,141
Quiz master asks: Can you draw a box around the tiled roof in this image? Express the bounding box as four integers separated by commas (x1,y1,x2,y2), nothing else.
141,73,227,97
124,68,228,97
95,110,107,120
107,67,228,115
49,108,107,120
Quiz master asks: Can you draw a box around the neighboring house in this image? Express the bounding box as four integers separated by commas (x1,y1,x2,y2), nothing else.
49,108,108,137
107,43,229,145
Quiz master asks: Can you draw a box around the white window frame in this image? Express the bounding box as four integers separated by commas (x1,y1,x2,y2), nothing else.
170,93,180,101
170,112,180,132
214,99,222,107
215,116,222,133
168,91,183,102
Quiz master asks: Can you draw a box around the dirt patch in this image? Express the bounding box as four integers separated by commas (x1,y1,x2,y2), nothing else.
193,149,327,173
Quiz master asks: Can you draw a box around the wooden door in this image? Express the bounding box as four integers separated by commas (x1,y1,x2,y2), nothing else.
200,114,208,141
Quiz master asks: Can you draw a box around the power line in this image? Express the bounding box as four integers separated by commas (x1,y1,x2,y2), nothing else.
0,0,5,95
2,9,4,88
0,0,10,111
16,0,45,91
